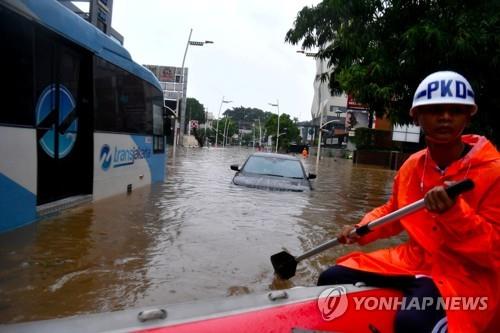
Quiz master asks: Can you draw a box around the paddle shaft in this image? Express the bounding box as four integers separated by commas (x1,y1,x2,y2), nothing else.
295,198,424,262
294,179,474,263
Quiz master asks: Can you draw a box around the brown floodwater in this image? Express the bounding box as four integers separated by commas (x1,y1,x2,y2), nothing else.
0,147,403,324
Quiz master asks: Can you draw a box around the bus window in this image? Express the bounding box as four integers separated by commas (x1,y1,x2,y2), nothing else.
0,7,35,126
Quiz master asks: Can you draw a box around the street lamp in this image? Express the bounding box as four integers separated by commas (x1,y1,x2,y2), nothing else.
215,97,232,147
277,131,288,138
256,118,262,148
175,28,213,149
268,100,279,153
252,123,255,148
296,50,317,57
223,115,231,147
316,107,325,171
297,49,326,172
204,107,208,147
189,40,214,46
316,119,337,168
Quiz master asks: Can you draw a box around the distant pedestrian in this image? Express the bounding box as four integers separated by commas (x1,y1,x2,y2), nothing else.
302,147,309,158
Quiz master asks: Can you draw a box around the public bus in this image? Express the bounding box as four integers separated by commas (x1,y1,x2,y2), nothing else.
0,0,166,233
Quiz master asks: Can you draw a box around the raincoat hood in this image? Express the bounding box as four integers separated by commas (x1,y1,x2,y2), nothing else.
336,135,500,333
461,134,500,166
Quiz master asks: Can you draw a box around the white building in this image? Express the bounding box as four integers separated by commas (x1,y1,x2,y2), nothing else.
310,59,348,122
309,58,420,149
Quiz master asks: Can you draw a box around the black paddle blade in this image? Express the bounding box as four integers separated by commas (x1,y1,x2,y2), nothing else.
271,251,298,280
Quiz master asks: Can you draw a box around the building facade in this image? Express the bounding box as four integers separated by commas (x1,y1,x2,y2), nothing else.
310,58,421,152
310,59,351,146
58,0,123,44
143,65,189,145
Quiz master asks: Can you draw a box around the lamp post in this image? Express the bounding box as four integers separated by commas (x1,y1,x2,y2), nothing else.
223,113,236,147
277,131,287,138
223,115,230,147
215,97,232,147
316,119,337,171
256,118,262,148
175,28,213,148
268,100,279,153
204,107,208,147
252,123,255,148
316,108,324,170
297,50,326,172
296,50,317,57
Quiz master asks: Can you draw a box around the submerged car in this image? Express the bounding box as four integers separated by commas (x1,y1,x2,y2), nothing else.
230,152,316,192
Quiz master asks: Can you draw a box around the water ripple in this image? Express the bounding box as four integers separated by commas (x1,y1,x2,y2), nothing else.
0,147,398,323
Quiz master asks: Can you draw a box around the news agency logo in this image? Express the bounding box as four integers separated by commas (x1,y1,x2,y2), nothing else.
317,286,349,321
35,84,78,158
99,144,151,171
317,287,488,323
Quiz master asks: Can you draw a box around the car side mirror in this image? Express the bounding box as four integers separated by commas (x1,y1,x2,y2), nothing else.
308,173,316,180
230,164,240,171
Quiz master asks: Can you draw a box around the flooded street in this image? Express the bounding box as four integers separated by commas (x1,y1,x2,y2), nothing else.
0,147,402,324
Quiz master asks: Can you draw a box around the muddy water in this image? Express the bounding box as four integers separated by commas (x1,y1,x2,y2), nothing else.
0,147,403,323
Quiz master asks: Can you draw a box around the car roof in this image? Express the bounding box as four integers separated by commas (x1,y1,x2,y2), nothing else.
249,152,300,161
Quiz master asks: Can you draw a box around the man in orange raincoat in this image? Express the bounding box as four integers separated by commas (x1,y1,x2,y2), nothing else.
318,71,499,333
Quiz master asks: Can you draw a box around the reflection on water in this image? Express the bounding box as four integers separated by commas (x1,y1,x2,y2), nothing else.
0,147,402,323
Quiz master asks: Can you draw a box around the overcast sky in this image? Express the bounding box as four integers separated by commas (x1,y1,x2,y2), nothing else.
110,0,321,121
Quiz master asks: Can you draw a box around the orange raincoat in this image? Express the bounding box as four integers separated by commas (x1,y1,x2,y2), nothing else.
337,135,500,332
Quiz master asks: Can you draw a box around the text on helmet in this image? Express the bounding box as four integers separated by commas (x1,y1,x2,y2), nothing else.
415,80,474,101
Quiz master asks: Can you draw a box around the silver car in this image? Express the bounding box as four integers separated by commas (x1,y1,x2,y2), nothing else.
230,152,316,192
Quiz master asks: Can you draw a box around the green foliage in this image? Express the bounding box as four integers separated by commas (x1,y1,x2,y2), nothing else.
240,131,263,146
265,113,301,151
210,106,271,145
186,97,206,123
287,0,500,144
213,117,238,145
200,127,213,146
221,107,273,127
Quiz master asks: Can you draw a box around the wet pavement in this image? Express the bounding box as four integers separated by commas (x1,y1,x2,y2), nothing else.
0,146,404,323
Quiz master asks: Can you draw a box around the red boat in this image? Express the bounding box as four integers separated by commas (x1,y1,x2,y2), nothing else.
0,285,403,333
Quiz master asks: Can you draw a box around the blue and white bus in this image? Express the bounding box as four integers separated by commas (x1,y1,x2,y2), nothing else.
0,0,166,233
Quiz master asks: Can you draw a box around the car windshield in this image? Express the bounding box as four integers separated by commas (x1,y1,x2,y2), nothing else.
242,156,305,179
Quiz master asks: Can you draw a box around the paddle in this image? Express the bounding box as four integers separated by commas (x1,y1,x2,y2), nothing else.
271,179,474,280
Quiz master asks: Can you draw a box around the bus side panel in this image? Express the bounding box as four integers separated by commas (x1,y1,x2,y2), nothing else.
0,126,37,232
93,133,156,200
131,135,166,183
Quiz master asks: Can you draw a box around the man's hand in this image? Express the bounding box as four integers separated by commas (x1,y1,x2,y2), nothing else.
424,182,457,213
338,225,361,244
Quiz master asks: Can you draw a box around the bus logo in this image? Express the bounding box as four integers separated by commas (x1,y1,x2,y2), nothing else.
35,84,78,158
100,145,112,171
100,144,151,171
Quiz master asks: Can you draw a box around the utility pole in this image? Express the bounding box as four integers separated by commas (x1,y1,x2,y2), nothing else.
175,28,213,147
204,107,208,147
268,100,279,153
215,97,232,147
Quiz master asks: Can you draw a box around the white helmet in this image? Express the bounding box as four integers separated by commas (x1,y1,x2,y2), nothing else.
410,71,477,116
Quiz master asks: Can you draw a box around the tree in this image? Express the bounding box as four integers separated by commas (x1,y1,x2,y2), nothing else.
215,107,274,145
286,0,500,144
265,113,300,151
222,107,274,130
186,97,206,124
